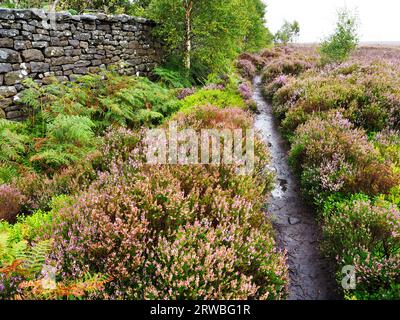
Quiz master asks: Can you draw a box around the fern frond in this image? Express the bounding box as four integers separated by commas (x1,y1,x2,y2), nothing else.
21,240,52,274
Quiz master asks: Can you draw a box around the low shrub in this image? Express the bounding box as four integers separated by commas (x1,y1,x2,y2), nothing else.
0,185,26,223
322,196,400,299
0,120,29,165
21,71,180,131
270,61,400,133
15,151,99,212
238,82,253,100
319,8,359,64
180,88,246,112
236,59,257,79
46,106,287,299
176,87,197,100
143,219,287,300
289,112,399,205
261,53,315,83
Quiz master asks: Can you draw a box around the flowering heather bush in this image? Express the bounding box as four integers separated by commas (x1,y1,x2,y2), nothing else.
237,59,257,79
14,151,100,212
143,219,287,300
261,52,315,83
173,105,253,130
46,107,287,299
238,52,266,69
238,82,253,101
203,83,225,91
270,58,400,133
289,112,399,203
262,74,290,101
0,185,26,223
260,48,282,59
322,196,400,299
0,268,24,299
176,87,197,100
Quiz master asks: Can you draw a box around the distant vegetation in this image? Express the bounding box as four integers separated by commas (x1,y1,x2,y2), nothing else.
274,20,300,45
319,8,359,64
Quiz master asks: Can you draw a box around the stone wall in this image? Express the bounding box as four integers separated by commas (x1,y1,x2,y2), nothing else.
0,8,162,120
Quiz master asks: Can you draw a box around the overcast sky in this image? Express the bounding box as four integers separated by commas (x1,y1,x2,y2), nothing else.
264,0,400,43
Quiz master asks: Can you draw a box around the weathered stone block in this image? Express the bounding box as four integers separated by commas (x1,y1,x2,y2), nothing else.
51,56,75,66
22,23,36,32
32,41,48,49
68,40,80,48
30,62,50,73
14,9,32,19
0,9,15,20
0,86,18,98
74,33,91,41
80,41,89,50
0,38,14,48
22,49,44,62
0,49,21,63
0,63,13,74
50,38,69,46
44,47,64,57
0,29,19,37
6,110,23,119
14,40,31,50
0,97,12,109
4,70,27,85
33,34,51,42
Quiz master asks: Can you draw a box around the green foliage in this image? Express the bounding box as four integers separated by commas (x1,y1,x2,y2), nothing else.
180,88,246,112
0,166,18,185
319,8,359,64
0,120,29,164
322,195,400,300
3,197,62,243
0,230,27,267
154,67,191,88
47,115,95,146
28,115,97,171
274,20,300,45
146,0,271,75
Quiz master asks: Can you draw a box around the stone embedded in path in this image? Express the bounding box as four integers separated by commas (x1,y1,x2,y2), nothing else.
288,217,301,225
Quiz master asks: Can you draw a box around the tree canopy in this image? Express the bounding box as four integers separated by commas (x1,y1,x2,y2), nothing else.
144,0,271,77
319,8,359,64
274,20,300,45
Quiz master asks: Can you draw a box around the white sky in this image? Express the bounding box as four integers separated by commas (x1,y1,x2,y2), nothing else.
264,0,400,43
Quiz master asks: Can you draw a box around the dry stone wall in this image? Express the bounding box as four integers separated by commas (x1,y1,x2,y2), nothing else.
0,8,162,120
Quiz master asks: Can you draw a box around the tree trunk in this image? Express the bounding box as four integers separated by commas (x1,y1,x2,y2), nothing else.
183,0,193,72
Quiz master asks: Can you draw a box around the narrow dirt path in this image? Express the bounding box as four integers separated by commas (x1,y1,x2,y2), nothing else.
253,76,339,300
